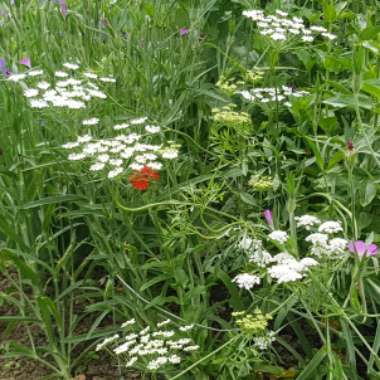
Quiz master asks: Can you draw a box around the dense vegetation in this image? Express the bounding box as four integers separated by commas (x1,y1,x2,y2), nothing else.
1,0,380,379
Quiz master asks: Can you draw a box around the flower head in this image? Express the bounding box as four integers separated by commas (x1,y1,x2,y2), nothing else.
0,58,11,77
295,215,320,230
348,240,378,257
179,27,189,37
263,209,273,226
318,221,342,234
59,0,68,17
19,57,31,68
268,230,288,244
128,165,160,191
242,9,336,43
233,273,261,290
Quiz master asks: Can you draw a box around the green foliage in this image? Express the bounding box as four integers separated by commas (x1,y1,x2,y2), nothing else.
0,0,380,379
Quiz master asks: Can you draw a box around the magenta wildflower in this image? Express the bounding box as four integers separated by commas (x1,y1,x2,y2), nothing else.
19,57,31,68
60,0,68,17
0,58,11,77
348,240,378,257
263,209,273,227
53,0,68,17
179,27,189,37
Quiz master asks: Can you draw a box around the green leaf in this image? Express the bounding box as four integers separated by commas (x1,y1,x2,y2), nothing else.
324,94,373,110
361,182,377,207
368,321,380,372
20,195,87,210
362,79,380,100
296,347,327,380
140,274,171,292
239,192,256,206
37,296,59,345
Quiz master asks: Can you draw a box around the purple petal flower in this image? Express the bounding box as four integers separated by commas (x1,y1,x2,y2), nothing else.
179,27,189,37
60,0,68,17
263,209,273,226
53,0,68,17
348,240,367,256
0,58,11,77
0,58,6,71
348,240,378,257
19,57,31,68
367,243,378,256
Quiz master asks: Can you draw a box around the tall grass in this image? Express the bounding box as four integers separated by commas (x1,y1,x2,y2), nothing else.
1,0,380,379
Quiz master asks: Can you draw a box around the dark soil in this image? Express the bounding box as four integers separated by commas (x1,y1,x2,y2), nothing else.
0,273,134,380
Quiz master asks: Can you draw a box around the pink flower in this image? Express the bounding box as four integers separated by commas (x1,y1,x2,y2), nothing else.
0,58,11,77
346,139,354,152
19,57,31,68
53,0,68,17
60,0,68,17
179,27,189,37
348,240,378,257
263,209,273,227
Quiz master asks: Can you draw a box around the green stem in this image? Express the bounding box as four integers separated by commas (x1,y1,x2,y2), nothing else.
168,336,239,380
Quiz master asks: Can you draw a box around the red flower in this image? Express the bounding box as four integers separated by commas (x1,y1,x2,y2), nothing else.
140,166,160,181
128,166,160,191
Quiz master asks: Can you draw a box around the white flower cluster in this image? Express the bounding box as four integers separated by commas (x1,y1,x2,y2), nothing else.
238,86,309,107
242,9,336,42
295,215,321,230
95,318,198,372
234,216,346,286
62,117,179,179
233,273,261,290
268,253,318,284
296,216,347,257
268,230,288,244
306,233,347,257
236,233,317,284
8,62,115,110
253,331,276,350
238,237,272,267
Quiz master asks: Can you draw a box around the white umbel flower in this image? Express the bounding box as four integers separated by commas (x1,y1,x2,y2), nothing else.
328,238,347,253
318,221,343,234
145,125,161,133
268,264,303,283
8,73,27,82
168,355,181,364
268,230,288,244
82,118,99,126
99,76,116,83
233,273,261,290
37,81,50,90
27,69,44,77
30,99,48,108
63,62,80,70
84,72,98,79
24,88,39,98
305,233,329,246
295,215,321,230
239,236,253,251
55,70,69,78
299,257,319,268
96,334,119,351
161,148,178,159
108,167,123,178
89,162,105,171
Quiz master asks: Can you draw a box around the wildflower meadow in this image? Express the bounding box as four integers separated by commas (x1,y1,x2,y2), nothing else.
1,0,380,379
